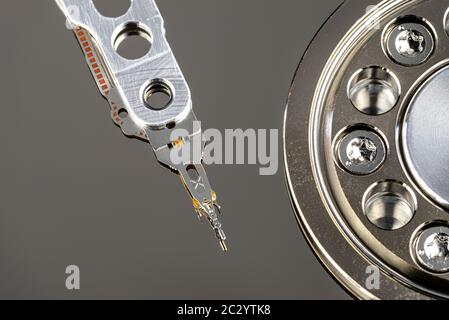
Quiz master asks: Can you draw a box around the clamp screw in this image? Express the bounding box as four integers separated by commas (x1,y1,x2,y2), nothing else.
335,127,387,176
414,225,449,274
386,20,435,66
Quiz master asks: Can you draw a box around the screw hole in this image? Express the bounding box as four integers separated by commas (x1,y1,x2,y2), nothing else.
186,165,200,181
348,66,400,115
166,122,176,129
363,181,416,231
118,109,128,119
93,0,131,18
113,22,152,60
143,79,173,110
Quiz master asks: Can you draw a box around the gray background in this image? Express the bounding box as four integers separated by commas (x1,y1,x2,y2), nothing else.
0,0,348,299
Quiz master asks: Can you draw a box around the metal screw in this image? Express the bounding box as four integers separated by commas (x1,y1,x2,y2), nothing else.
414,225,449,274
346,137,377,165
395,28,425,57
336,128,386,175
386,21,434,66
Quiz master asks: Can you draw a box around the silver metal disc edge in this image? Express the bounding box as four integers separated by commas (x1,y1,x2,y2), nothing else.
283,0,436,300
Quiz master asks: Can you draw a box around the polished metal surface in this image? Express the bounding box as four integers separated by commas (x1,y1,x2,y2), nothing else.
55,0,227,250
284,0,449,299
402,65,449,210
56,0,190,128
348,66,401,115
362,180,416,231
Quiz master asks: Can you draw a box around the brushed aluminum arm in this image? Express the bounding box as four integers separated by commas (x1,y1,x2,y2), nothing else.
55,0,227,251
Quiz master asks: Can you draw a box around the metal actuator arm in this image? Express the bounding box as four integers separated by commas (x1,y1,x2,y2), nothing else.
55,0,227,251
